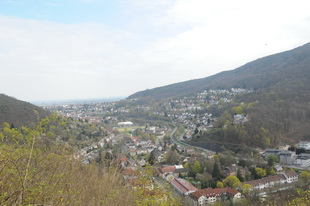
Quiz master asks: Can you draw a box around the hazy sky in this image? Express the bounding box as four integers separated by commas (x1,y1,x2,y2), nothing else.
0,0,309,102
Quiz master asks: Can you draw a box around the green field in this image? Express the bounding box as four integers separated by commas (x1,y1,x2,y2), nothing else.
117,126,144,133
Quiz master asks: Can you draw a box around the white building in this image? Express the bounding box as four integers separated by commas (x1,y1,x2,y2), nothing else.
117,121,133,127
278,151,296,165
296,153,310,167
298,141,310,151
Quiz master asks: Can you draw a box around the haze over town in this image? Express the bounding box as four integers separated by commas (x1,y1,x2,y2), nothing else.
0,0,310,101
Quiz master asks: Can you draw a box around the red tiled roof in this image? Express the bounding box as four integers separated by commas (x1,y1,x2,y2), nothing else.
122,168,138,176
262,174,284,183
225,188,239,195
171,178,198,194
161,166,176,173
243,179,265,187
283,170,298,178
191,188,239,199
119,157,129,162
129,148,136,152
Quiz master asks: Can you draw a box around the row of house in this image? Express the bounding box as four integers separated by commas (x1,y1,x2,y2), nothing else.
169,176,242,205
243,170,298,190
159,165,242,205
190,188,242,205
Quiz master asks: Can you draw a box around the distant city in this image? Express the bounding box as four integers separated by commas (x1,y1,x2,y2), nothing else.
31,97,126,106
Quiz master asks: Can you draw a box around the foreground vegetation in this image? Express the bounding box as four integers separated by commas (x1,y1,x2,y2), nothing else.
0,114,179,205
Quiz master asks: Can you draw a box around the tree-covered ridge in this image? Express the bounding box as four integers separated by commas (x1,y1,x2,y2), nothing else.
128,42,310,101
123,43,310,149
0,94,49,127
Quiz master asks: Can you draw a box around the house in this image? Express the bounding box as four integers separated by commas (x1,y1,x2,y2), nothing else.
233,114,247,124
171,178,198,195
136,148,148,155
296,153,310,167
223,164,246,178
274,164,283,172
118,156,130,169
151,148,164,163
261,175,286,187
122,168,139,179
243,170,298,190
190,188,241,205
159,165,188,179
174,165,188,176
243,179,267,190
129,148,137,156
282,170,298,183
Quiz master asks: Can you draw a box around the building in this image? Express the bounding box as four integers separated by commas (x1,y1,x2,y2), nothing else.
282,170,298,183
117,121,133,127
296,153,310,167
297,141,310,151
243,170,298,190
190,188,241,205
278,151,296,165
170,178,198,195
263,149,281,158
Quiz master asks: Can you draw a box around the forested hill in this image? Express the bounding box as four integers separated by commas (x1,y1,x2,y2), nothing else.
128,42,310,101
0,94,49,127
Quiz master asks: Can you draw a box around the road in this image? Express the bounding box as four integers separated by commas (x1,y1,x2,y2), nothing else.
170,127,215,154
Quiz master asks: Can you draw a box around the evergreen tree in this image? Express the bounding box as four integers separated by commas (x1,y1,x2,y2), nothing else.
212,162,221,180
148,150,155,165
97,149,103,176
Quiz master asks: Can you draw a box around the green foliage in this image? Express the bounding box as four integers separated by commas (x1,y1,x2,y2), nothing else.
255,167,267,178
192,160,202,175
0,116,181,206
212,162,221,180
216,181,224,188
163,149,180,165
267,154,279,167
298,171,310,190
133,166,181,206
231,106,243,115
242,184,254,196
287,189,310,206
223,175,240,189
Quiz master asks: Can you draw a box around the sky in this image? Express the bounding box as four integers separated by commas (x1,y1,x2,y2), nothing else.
0,0,310,102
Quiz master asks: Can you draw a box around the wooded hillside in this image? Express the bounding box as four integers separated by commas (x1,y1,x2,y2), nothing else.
0,94,49,127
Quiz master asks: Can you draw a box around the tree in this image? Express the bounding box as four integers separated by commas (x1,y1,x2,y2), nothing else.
192,160,202,175
183,162,190,171
242,184,254,196
267,167,276,176
212,162,221,180
299,171,310,190
255,168,266,178
164,149,180,165
267,154,279,167
147,151,155,165
216,181,224,188
238,159,247,168
237,169,244,182
97,149,103,176
231,106,243,115
223,176,240,189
